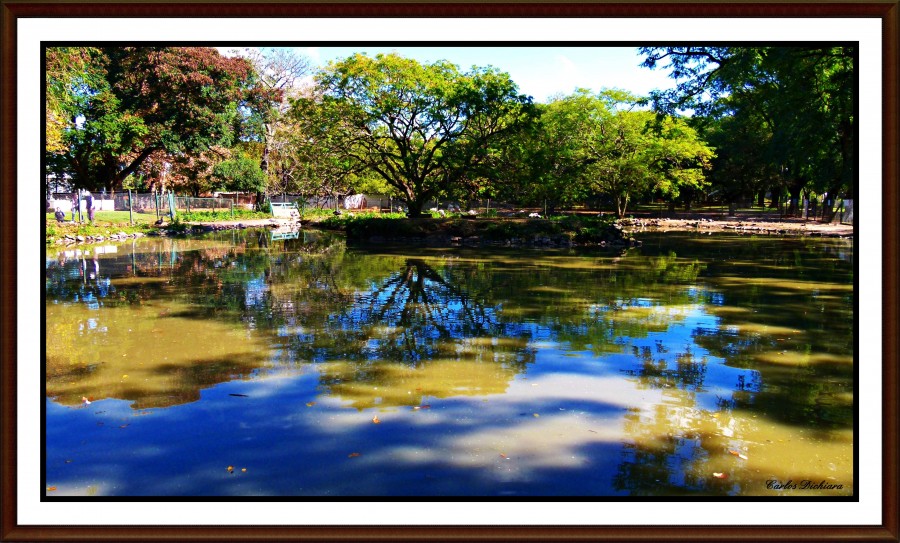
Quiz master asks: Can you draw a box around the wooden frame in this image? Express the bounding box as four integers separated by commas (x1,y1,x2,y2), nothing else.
1,2,897,541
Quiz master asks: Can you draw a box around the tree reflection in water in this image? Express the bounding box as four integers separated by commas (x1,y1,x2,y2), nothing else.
44,231,855,496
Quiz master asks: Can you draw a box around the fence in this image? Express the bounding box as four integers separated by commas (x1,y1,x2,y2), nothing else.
265,193,515,215
171,196,234,214
51,191,242,222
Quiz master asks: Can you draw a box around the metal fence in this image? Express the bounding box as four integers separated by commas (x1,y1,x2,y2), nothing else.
171,196,234,214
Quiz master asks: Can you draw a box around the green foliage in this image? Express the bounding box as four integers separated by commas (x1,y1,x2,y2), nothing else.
640,46,855,214
517,90,713,216
318,211,407,229
316,53,534,217
210,153,267,193
49,46,260,193
177,209,271,222
45,47,105,154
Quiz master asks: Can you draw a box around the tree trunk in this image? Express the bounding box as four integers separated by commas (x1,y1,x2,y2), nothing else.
757,191,766,208
617,195,629,218
406,198,426,218
770,189,781,209
787,189,801,216
821,185,842,223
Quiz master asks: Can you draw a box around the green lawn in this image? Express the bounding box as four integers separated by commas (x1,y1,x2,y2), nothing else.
48,210,160,225
46,210,159,244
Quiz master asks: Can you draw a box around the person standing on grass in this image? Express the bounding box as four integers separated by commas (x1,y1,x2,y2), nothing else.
85,191,95,223
71,195,78,222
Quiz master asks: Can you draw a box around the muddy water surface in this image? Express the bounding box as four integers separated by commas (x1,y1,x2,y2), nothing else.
44,230,854,497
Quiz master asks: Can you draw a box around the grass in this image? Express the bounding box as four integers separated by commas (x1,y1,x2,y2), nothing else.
46,211,157,244
177,209,272,222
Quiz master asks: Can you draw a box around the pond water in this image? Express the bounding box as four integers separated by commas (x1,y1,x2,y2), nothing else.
44,229,854,497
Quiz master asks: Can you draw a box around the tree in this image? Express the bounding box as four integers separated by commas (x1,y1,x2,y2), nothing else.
51,47,259,193
316,53,534,217
640,46,855,219
238,48,313,205
45,47,104,155
167,146,230,197
283,92,368,207
528,90,713,217
699,104,779,212
507,91,600,211
209,152,267,194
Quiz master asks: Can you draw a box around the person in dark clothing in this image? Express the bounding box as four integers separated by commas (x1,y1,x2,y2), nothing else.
54,207,65,222
85,192,95,223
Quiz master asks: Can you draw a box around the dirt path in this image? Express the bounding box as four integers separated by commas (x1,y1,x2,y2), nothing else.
614,210,853,237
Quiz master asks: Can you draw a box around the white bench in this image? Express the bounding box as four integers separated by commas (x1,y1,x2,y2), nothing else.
271,202,299,219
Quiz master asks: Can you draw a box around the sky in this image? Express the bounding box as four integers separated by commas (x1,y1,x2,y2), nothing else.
220,46,677,103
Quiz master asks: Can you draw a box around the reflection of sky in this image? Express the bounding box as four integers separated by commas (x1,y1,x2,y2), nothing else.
244,275,269,309
45,290,761,497
45,366,653,497
526,302,761,414
44,234,851,497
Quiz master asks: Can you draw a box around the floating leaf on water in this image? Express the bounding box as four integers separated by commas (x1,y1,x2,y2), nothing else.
348,452,361,458
372,416,381,424
119,424,129,429
713,472,727,479
229,393,248,398
226,466,234,473
728,450,749,460
47,486,57,491
65,460,73,464
499,453,509,459
306,402,316,407
533,413,540,418
122,375,128,379
241,468,247,472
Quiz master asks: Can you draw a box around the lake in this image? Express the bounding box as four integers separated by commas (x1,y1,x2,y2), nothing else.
44,229,854,497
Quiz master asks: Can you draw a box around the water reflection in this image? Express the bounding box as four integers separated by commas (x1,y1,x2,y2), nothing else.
44,231,854,496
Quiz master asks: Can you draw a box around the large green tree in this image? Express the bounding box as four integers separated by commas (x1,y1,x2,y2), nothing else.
521,90,713,217
316,53,534,217
640,46,855,219
209,152,267,194
50,47,259,193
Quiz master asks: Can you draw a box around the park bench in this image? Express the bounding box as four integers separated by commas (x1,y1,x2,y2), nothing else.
271,202,300,220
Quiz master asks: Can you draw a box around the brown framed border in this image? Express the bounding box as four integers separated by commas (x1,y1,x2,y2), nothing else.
1,2,897,541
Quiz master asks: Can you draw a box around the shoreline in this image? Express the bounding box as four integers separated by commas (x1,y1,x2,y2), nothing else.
46,213,853,248
619,216,853,238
